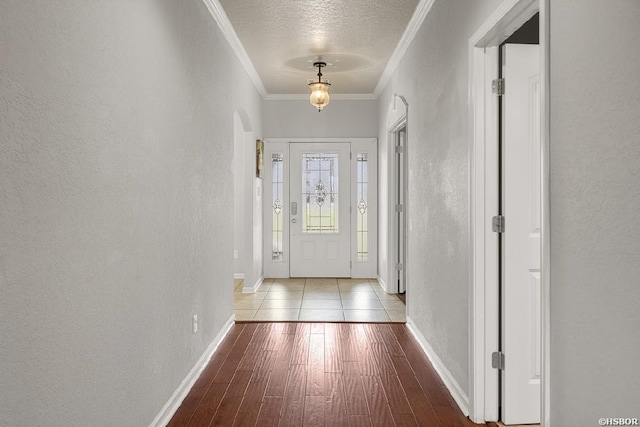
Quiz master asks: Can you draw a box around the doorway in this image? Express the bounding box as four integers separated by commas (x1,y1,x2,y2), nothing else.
289,143,351,277
393,125,407,294
262,138,377,280
469,1,548,425
499,29,542,424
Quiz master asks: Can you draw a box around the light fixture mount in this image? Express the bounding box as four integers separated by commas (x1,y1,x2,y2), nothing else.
308,61,331,112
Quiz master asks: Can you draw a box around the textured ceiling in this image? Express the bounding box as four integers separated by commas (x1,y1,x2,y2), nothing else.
218,0,420,95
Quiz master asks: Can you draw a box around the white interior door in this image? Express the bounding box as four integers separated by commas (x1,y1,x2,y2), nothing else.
501,43,541,424
395,127,407,293
289,143,351,277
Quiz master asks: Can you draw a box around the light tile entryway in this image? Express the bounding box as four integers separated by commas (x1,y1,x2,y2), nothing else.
234,278,406,322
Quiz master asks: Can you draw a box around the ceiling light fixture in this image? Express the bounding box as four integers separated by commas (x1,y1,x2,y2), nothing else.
308,61,331,112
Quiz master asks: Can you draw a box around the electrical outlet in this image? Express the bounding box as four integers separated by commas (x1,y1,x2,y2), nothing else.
192,314,198,334
233,250,239,259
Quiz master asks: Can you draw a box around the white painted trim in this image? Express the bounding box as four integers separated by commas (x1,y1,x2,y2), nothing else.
382,100,409,298
376,275,391,294
243,275,264,293
540,1,551,425
373,0,437,97
468,44,501,423
263,93,377,101
201,0,438,101
468,0,545,425
200,0,267,97
233,273,245,280
469,0,539,47
263,138,378,279
205,0,439,101
388,108,408,295
150,314,235,427
265,138,376,145
406,317,470,416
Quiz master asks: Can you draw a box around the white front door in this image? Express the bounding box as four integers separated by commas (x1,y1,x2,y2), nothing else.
289,143,351,277
501,43,541,424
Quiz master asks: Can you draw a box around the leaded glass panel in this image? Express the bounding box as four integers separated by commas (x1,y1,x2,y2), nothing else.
272,153,284,260
302,153,339,233
357,153,368,261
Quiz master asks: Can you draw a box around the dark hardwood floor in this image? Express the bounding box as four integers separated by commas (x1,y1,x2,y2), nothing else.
168,323,485,426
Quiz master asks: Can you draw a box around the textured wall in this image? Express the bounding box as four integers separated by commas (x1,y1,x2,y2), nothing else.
233,114,246,275
550,0,640,423
0,1,261,425
262,99,378,138
377,0,503,397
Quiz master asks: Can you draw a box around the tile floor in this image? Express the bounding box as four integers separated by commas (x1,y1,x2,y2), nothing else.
234,278,406,322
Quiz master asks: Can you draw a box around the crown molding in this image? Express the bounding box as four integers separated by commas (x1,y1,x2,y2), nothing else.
203,0,435,100
264,93,377,101
373,0,436,97
201,0,268,97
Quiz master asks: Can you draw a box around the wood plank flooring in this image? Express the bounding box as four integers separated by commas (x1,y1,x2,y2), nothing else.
168,323,485,426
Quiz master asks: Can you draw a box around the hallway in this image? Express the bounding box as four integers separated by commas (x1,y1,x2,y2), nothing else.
234,279,406,323
168,322,479,426
3,1,639,425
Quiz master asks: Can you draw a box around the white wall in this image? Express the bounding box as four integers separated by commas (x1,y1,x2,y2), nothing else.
243,138,264,291
263,99,378,138
0,1,261,425
549,0,640,423
233,113,246,276
377,0,503,398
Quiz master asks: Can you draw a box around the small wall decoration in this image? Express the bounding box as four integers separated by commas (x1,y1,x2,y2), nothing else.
256,139,264,178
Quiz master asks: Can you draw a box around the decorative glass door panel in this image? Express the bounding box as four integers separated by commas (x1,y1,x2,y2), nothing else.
271,153,284,260
290,143,350,277
302,153,339,234
356,153,369,261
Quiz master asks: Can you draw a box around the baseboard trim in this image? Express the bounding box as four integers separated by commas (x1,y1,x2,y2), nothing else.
150,314,235,427
233,273,245,280
406,316,470,416
242,276,263,293
377,275,391,293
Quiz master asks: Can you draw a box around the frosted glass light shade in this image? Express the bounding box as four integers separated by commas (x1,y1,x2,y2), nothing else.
309,82,331,111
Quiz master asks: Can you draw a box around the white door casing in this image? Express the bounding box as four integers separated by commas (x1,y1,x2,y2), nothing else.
501,43,541,424
289,142,351,277
263,138,377,279
468,1,548,424
395,126,407,293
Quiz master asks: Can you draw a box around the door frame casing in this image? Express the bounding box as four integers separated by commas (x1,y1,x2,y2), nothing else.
468,0,550,424
389,116,408,294
382,94,409,296
262,138,378,279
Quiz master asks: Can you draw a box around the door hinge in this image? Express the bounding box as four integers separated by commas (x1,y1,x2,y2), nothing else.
395,262,403,271
492,215,505,233
350,261,352,269
395,204,403,212
492,78,505,96
350,152,352,160
395,145,404,154
492,351,505,370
